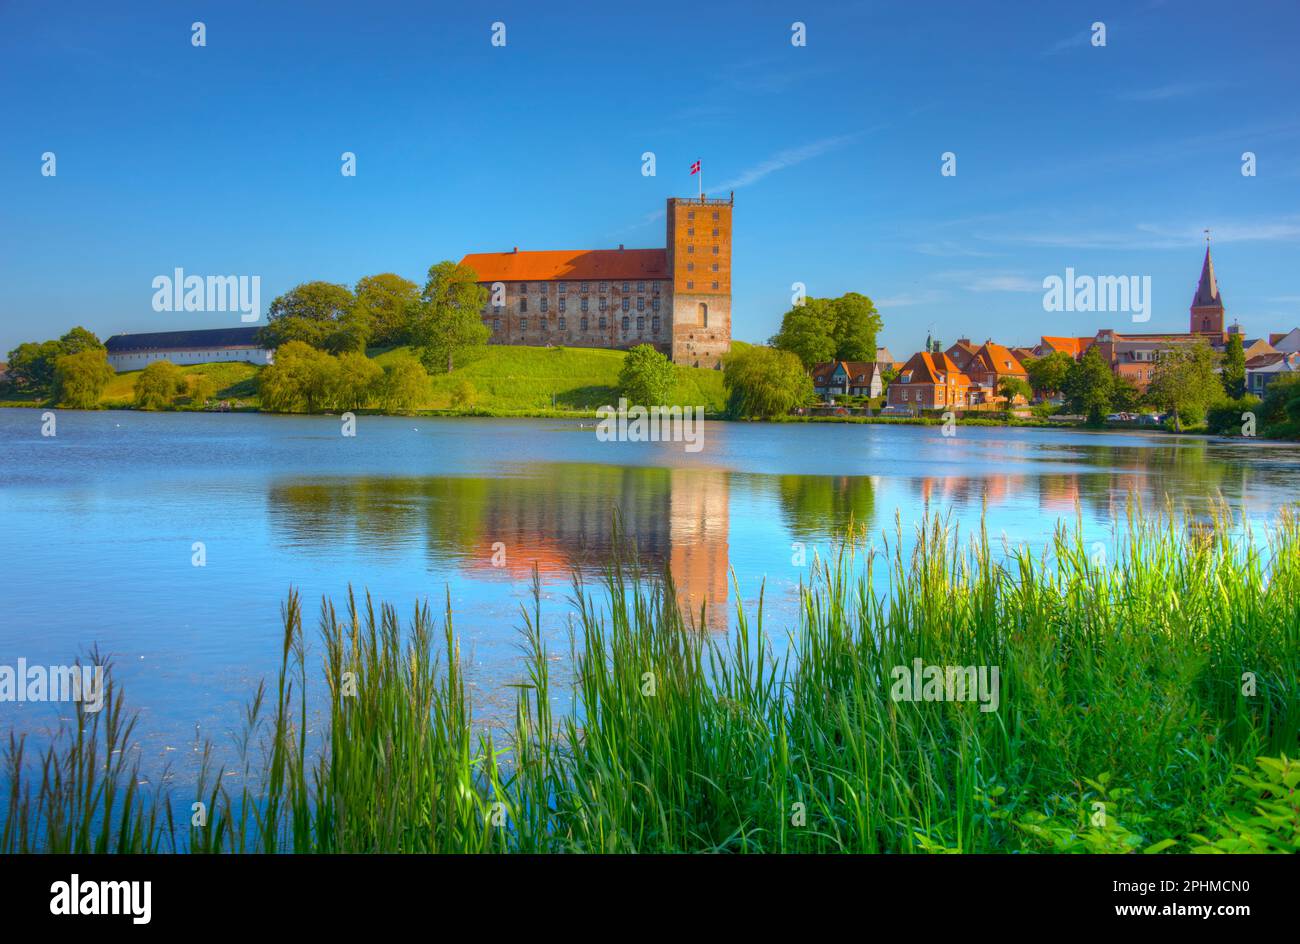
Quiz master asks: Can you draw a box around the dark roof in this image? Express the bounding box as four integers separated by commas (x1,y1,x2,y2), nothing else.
105,327,263,353
1192,246,1223,309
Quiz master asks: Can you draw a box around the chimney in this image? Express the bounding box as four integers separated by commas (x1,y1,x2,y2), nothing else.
618,244,624,251
512,247,518,253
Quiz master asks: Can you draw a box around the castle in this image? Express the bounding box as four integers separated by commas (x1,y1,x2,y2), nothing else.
459,195,733,368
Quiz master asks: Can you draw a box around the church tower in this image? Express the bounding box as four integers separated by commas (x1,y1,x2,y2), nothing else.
666,194,733,368
1190,243,1225,336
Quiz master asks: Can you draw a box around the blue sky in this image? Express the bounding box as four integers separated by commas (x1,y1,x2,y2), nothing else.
2,0,1298,358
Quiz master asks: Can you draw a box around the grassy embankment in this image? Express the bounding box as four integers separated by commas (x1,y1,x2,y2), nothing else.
1,345,730,416
5,506,1297,853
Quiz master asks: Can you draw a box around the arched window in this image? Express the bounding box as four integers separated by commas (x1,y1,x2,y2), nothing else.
698,302,708,327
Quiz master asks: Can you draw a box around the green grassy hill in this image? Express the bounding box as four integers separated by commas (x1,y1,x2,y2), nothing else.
86,344,730,414
375,344,727,414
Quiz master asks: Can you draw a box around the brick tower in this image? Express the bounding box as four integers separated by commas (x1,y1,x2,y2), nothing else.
666,194,733,368
1190,243,1225,336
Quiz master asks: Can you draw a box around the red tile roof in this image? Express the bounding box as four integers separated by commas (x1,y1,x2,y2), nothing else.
459,249,668,283
975,341,1027,376
1038,336,1092,358
898,351,972,386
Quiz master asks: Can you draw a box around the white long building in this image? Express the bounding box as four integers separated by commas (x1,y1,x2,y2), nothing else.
104,327,272,372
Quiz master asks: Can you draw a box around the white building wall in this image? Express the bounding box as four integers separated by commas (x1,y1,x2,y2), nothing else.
108,348,274,372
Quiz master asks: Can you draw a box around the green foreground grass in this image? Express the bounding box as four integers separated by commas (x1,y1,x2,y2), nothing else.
4,506,1298,853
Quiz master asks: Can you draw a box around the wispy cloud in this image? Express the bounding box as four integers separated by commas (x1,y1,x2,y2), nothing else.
934,270,1041,293
1041,29,1093,56
914,240,1001,259
712,132,864,193
1116,80,1224,102
978,218,1300,251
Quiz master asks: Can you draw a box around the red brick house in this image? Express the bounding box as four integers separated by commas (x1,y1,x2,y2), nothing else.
886,351,973,413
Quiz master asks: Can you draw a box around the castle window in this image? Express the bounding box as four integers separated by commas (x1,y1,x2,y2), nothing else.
581,298,589,312
621,297,629,312
519,299,527,312
541,297,549,313
711,263,718,272
637,281,645,293
558,316,566,330
599,316,607,330
637,316,645,332
699,302,708,326
580,316,588,331
622,316,630,332
652,282,660,293
622,282,630,292
712,246,719,254
521,317,528,330
688,227,694,236
492,317,500,331
559,298,566,312
687,262,694,272
636,297,645,311
688,211,695,220
687,245,694,254
558,282,567,293
687,281,694,290
712,228,719,237
581,282,589,292
600,282,607,292
599,298,607,311
652,297,660,311
712,211,719,220
652,315,660,332
711,281,719,290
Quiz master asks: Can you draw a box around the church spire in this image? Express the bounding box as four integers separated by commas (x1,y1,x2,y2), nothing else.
1189,233,1225,335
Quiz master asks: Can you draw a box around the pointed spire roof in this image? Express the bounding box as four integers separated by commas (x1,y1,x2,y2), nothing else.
1192,245,1223,309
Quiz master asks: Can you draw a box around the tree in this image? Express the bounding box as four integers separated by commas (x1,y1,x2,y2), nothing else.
617,344,676,407
1146,342,1221,432
410,261,489,374
259,282,358,352
1024,350,1073,399
375,357,430,414
1257,373,1300,439
1111,375,1145,413
258,340,338,412
53,348,115,409
134,360,185,410
769,299,836,368
829,292,881,363
450,377,478,410
997,376,1032,404
354,273,420,348
333,351,383,410
6,326,103,395
186,373,219,406
1062,347,1115,423
1221,333,1246,399
723,346,814,419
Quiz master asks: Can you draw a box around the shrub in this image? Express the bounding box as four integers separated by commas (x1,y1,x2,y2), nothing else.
52,348,115,409
134,360,185,410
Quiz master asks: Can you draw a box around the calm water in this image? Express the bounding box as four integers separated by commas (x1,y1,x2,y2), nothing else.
4,407,1300,780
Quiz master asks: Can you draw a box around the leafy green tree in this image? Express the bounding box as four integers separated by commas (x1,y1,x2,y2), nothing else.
1206,395,1262,436
1111,375,1145,413
1024,350,1073,398
1146,342,1221,432
1062,347,1115,423
617,344,676,407
723,345,814,419
1221,333,1246,399
134,360,185,410
450,376,477,410
260,282,358,352
997,376,1032,403
333,351,383,410
770,293,882,369
354,273,420,347
53,348,115,409
58,326,104,355
410,261,489,374
375,356,430,414
258,340,338,413
186,373,219,406
1258,373,1300,439
829,293,881,362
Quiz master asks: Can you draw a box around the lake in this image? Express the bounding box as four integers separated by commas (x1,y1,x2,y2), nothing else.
3,407,1299,782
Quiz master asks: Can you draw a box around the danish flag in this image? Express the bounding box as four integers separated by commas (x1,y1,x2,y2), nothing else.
689,160,701,175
